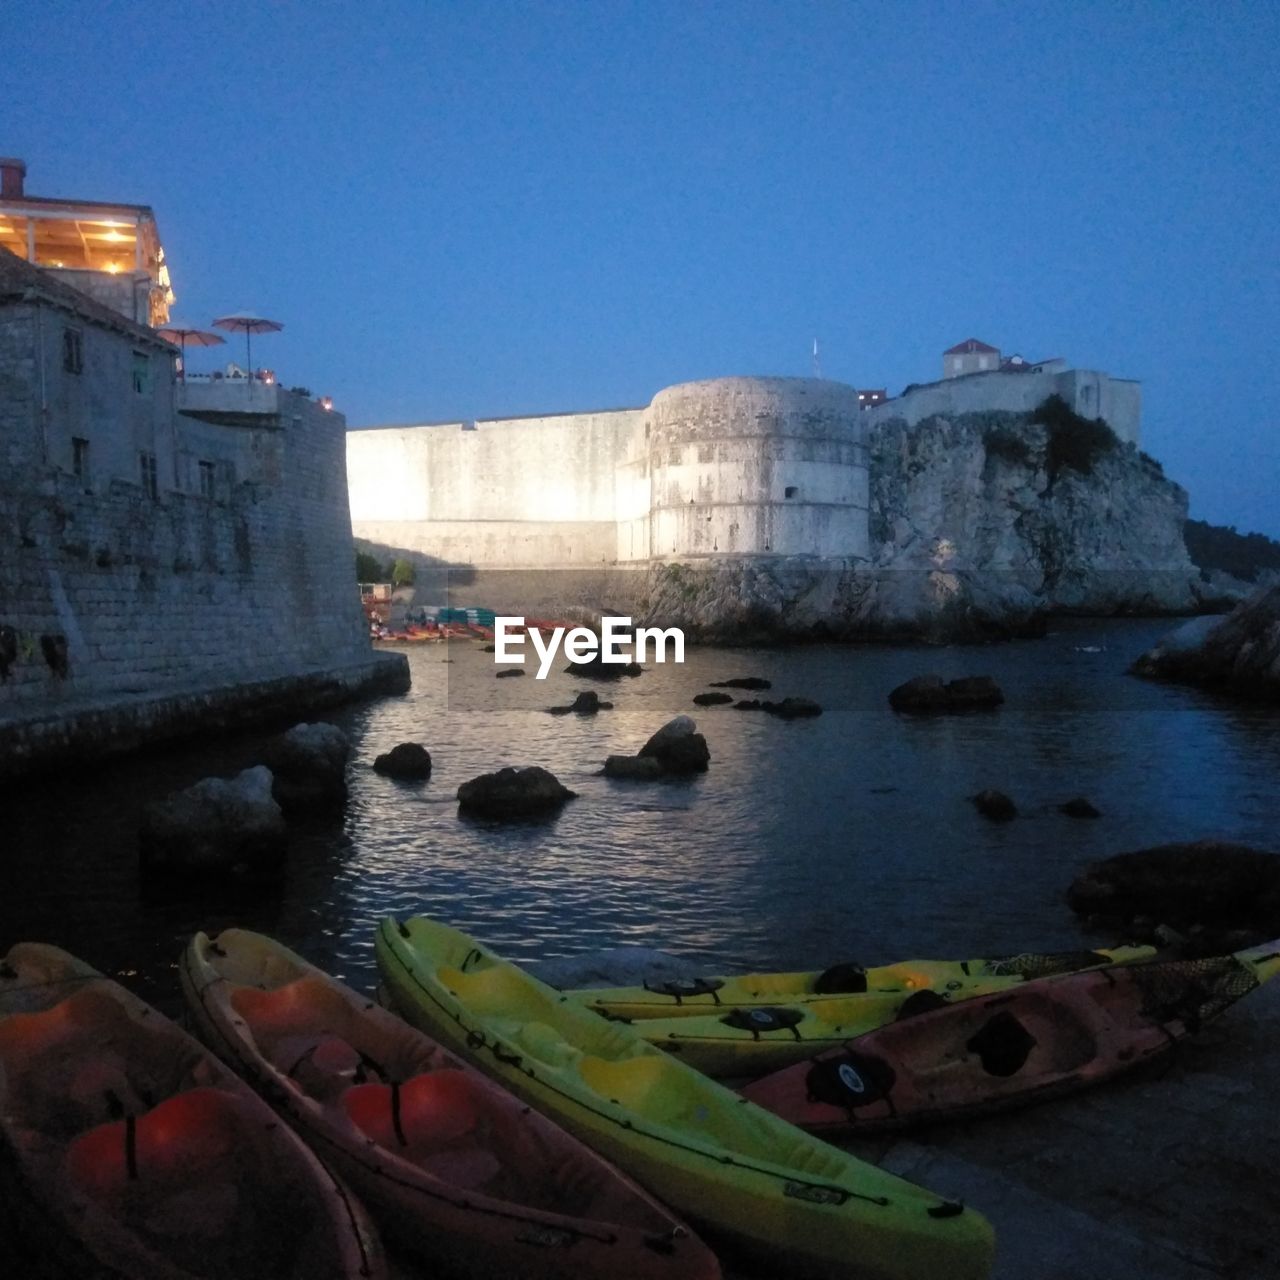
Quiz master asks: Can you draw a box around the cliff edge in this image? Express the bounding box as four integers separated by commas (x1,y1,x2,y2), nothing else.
635,409,1203,642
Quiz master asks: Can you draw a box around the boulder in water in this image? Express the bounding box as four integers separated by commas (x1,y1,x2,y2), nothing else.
708,677,772,691
889,675,1004,713
1059,796,1101,819
261,722,350,815
140,766,287,878
693,692,735,706
1067,840,1280,937
549,690,612,716
457,766,576,819
373,743,433,780
971,789,1017,821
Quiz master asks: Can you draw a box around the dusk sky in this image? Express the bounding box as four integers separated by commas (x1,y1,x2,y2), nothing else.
7,1,1278,534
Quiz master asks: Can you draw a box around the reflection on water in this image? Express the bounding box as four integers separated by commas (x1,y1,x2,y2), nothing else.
3,618,1279,1011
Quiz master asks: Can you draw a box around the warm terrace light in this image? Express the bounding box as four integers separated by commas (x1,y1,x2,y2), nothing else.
104,261,122,274
321,396,333,411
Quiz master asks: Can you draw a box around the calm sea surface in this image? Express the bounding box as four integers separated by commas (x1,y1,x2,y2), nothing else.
4,618,1279,1012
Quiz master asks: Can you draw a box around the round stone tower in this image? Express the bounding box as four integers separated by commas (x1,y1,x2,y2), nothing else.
644,376,868,560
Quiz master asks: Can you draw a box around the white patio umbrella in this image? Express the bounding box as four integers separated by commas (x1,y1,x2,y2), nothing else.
211,313,283,377
154,324,224,380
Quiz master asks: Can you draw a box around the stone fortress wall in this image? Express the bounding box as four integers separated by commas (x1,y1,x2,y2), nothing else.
0,249,402,775
348,377,874,571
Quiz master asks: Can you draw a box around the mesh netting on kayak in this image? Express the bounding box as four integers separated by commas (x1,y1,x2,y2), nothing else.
984,950,1109,979
1128,956,1257,1031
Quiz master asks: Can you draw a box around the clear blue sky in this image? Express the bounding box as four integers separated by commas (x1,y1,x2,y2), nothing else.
6,1,1278,534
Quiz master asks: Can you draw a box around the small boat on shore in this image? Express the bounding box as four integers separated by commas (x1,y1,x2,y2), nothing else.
181,928,718,1280
567,942,1157,1022
0,943,384,1280
579,944,1160,1077
740,940,1280,1135
376,915,996,1280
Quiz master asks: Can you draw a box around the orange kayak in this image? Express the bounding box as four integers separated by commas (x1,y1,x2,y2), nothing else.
741,939,1280,1135
180,928,719,1280
0,943,384,1280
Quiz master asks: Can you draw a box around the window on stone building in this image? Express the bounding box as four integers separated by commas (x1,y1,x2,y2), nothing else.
72,437,90,486
198,459,216,499
139,451,158,499
62,328,83,374
132,351,150,395
784,486,798,499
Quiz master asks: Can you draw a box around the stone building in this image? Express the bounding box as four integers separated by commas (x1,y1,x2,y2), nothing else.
349,377,870,571
0,242,401,777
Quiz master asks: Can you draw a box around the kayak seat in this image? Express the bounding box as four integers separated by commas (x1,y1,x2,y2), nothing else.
342,1070,483,1153
512,1020,578,1068
66,1088,241,1196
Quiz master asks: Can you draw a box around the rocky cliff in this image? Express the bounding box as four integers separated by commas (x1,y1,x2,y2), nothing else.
634,410,1204,642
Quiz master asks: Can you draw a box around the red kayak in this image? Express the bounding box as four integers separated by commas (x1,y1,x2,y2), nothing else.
180,928,720,1280
741,940,1280,1135
0,943,384,1280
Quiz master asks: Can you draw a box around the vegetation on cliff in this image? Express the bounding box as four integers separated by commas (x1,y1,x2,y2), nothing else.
1184,519,1280,583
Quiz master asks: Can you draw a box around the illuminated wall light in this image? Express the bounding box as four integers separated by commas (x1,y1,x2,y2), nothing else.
320,397,333,411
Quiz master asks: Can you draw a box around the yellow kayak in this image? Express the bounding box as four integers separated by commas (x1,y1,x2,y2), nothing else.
375,915,996,1280
588,944,1160,1078
568,943,1159,1022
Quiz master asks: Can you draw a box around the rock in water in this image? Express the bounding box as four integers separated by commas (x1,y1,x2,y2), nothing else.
262,722,351,815
639,716,710,774
1058,796,1101,819
639,716,697,757
971,789,1018,821
762,697,823,719
1131,585,1280,700
549,691,612,716
457,766,576,818
495,668,524,678
140,767,287,877
889,675,1004,713
708,677,772,690
564,652,643,680
373,743,433,780
1067,840,1280,935
603,755,665,780
693,692,735,706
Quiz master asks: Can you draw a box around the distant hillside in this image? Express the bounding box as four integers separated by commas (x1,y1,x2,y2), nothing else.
1185,519,1280,583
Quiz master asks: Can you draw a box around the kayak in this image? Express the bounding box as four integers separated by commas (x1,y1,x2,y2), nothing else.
592,944,1158,1078
180,929,718,1280
568,943,1158,1021
741,939,1280,1135
375,915,996,1280
0,942,384,1280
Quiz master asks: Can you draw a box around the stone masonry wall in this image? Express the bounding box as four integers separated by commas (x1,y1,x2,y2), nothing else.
0,383,372,716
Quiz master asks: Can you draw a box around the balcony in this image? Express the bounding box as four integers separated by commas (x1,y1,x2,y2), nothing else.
176,375,285,426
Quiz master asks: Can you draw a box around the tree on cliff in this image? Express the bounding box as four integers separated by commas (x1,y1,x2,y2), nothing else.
391,557,416,587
